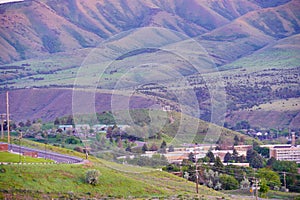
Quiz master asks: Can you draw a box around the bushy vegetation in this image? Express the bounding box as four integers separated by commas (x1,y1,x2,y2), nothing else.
124,154,168,167
85,169,100,185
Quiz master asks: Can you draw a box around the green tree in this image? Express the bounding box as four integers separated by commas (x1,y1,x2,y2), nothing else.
257,168,281,189
272,160,299,192
206,150,215,163
259,178,269,198
164,164,180,172
235,120,250,130
266,157,276,166
214,156,224,169
25,119,31,127
142,143,148,152
224,152,232,163
204,169,221,189
65,136,80,144
54,117,60,126
234,135,239,145
219,174,239,190
125,145,131,152
246,149,264,168
18,121,25,127
160,140,167,149
254,146,269,158
232,149,239,162
188,152,196,163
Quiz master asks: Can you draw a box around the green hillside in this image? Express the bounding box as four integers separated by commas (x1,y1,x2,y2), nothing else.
0,138,224,199
0,151,53,163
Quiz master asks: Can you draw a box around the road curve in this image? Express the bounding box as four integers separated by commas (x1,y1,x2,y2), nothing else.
2,143,83,163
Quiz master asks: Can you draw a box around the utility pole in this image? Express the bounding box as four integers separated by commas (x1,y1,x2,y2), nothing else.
194,145,199,194
0,113,5,139
255,178,258,200
283,172,287,189
6,91,10,146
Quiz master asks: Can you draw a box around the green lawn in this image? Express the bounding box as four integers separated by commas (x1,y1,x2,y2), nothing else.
0,138,228,199
0,162,225,199
0,151,53,163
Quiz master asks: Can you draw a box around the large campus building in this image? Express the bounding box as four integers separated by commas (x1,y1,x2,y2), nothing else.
269,145,300,163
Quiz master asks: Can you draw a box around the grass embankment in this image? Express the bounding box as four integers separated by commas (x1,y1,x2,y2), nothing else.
0,138,226,199
0,152,53,163
0,163,225,199
1,137,87,161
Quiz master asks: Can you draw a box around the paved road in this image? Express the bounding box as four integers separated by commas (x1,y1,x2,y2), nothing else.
2,143,83,163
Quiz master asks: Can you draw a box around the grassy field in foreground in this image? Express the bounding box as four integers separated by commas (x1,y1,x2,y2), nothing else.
0,162,224,199
0,152,53,163
0,138,226,199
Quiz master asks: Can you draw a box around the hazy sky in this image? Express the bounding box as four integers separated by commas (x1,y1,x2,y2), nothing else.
0,0,23,4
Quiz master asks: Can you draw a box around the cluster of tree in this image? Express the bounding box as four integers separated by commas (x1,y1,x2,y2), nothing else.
140,140,171,154
91,132,134,152
163,160,247,191
224,149,246,163
246,148,265,168
233,120,251,131
105,125,142,142
54,115,74,125
266,158,300,192
124,154,168,167
54,112,118,126
164,147,300,193
226,84,272,110
65,136,81,145
0,118,43,132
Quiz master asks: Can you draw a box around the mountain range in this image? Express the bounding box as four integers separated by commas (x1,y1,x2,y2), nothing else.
0,0,299,64
0,0,299,129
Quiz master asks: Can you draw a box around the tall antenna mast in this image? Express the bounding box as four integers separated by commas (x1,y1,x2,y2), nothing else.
6,91,10,145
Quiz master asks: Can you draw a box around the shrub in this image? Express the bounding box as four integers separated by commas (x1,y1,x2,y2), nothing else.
219,174,239,190
85,169,100,185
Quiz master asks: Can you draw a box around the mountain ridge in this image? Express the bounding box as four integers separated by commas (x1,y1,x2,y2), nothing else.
1,0,298,64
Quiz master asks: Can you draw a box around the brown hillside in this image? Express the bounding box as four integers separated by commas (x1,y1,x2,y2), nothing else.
198,0,300,65
0,88,155,122
0,0,283,64
226,110,300,129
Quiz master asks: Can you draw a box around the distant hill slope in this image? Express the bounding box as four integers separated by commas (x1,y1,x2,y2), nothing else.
0,87,255,146
198,0,300,65
221,33,300,70
0,88,155,122
0,0,298,65
0,0,299,131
